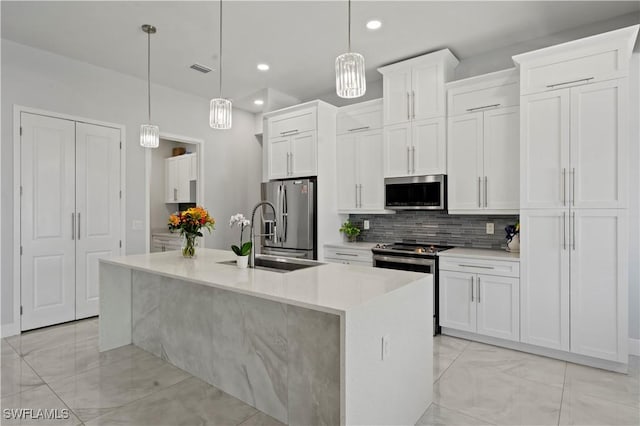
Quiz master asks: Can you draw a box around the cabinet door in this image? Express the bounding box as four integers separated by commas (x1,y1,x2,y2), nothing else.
521,89,570,208
412,117,446,175
412,63,443,120
268,136,290,179
177,156,191,202
336,134,358,210
476,274,519,341
520,210,570,351
189,154,198,181
383,122,411,177
447,113,483,211
290,131,317,177
439,270,477,333
570,80,626,209
165,158,178,203
483,107,520,210
357,130,385,210
570,209,627,362
383,70,411,125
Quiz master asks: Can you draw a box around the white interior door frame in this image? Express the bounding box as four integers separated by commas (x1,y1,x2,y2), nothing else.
144,132,205,253
11,105,126,336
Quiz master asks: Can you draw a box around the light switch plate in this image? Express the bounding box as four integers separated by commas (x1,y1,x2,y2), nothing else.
132,220,144,231
363,220,370,230
486,223,495,234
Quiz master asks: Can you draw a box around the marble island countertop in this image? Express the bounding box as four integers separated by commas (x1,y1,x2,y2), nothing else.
101,248,427,315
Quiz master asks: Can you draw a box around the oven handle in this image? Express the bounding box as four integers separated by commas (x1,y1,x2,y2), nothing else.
373,254,435,267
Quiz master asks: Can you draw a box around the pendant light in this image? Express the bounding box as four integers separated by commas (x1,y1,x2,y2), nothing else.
209,0,232,129
140,24,160,148
335,0,366,98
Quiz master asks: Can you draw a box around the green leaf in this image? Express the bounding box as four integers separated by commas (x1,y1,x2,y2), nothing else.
241,241,252,256
231,245,241,256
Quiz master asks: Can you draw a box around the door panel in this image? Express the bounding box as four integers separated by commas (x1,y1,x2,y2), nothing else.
383,122,411,177
571,80,626,208
520,210,570,351
280,179,313,250
570,210,627,362
357,131,385,210
268,137,289,179
20,113,76,330
412,118,446,175
165,158,178,202
447,113,483,210
520,90,570,208
439,271,476,333
75,122,121,319
382,70,411,125
412,63,442,120
476,274,519,341
483,107,519,210
336,134,357,210
290,132,316,177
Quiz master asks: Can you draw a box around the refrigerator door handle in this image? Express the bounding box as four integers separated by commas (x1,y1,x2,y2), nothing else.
282,184,288,242
275,185,282,243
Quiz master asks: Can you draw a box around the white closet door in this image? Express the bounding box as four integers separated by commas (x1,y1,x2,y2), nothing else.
75,122,122,319
20,113,76,330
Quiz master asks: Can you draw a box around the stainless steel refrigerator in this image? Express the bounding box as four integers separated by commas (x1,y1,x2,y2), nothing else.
260,178,316,259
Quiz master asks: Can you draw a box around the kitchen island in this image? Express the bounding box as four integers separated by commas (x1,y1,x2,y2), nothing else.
99,249,432,425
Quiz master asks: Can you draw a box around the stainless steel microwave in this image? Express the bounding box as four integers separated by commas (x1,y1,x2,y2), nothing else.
384,175,447,210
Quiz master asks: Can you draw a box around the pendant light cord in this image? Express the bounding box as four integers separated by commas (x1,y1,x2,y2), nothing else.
147,29,151,122
219,0,223,98
348,0,351,52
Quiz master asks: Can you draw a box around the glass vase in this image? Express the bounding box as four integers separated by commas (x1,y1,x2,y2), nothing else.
182,233,197,258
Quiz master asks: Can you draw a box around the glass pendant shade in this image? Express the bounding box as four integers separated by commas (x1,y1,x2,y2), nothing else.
140,124,159,148
335,52,366,98
209,98,232,129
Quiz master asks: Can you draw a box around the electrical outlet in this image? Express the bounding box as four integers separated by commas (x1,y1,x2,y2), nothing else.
381,334,391,360
132,220,144,231
363,220,370,230
486,223,495,234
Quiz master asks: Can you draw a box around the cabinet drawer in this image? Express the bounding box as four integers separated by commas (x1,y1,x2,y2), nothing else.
337,106,382,134
440,257,519,278
268,108,316,137
324,246,373,264
325,258,373,267
450,81,519,116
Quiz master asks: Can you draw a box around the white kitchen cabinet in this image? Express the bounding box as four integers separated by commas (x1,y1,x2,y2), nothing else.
447,69,519,214
151,232,182,253
268,131,317,179
520,209,627,362
440,257,520,342
379,49,458,177
323,244,373,266
165,154,196,203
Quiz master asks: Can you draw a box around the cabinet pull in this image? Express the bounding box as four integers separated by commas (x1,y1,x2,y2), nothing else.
458,264,494,269
478,177,482,208
358,184,363,208
562,212,567,250
484,177,488,208
571,168,576,206
71,213,75,240
348,126,370,132
572,212,576,251
77,213,81,240
290,152,294,176
406,92,410,120
335,252,358,257
407,147,411,174
562,168,566,206
411,90,416,119
466,103,500,112
471,276,474,302
355,184,358,208
477,276,481,303
411,146,416,174
174,188,177,201
280,129,298,135
546,77,593,88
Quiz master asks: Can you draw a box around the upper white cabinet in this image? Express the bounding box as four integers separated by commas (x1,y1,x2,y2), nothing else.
446,69,520,214
165,153,197,203
336,100,390,214
378,49,458,177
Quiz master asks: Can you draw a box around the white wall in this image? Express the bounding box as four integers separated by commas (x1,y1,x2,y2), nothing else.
1,39,262,331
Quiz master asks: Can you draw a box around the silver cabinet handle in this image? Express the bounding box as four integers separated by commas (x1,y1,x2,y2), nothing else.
458,264,494,269
411,90,416,119
77,213,81,240
355,184,358,208
571,168,576,206
336,252,358,257
71,213,75,240
348,126,370,132
358,184,363,208
174,188,177,201
466,103,500,112
562,212,567,250
411,146,416,174
477,276,481,303
407,147,411,174
406,92,410,120
572,212,576,251
484,177,488,208
478,177,482,208
562,168,566,206
546,77,593,88
280,129,298,135
286,153,290,176
289,152,294,176
471,276,474,302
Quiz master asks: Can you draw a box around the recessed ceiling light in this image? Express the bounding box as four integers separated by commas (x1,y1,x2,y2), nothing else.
254,99,264,106
366,20,382,30
257,63,270,71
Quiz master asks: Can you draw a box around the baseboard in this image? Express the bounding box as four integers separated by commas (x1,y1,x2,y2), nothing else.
1,322,20,338
630,338,640,356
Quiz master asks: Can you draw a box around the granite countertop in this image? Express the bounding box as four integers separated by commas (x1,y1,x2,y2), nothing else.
438,247,520,261
100,248,429,315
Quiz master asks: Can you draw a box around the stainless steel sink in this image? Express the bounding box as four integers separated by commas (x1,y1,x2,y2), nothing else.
218,255,323,273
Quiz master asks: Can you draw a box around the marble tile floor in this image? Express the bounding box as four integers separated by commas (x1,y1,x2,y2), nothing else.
1,319,638,426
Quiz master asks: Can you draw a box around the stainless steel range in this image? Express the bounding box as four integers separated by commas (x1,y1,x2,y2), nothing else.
371,241,452,336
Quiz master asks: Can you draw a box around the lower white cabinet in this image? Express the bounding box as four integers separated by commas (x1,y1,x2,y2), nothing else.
151,232,182,253
324,244,373,266
440,256,520,342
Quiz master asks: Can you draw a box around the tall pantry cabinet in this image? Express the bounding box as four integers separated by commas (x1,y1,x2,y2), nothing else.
514,25,638,364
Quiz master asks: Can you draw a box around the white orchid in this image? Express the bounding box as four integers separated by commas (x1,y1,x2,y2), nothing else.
229,213,250,228
229,213,252,256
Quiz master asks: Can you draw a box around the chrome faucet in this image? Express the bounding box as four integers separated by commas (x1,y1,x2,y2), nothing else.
249,201,277,268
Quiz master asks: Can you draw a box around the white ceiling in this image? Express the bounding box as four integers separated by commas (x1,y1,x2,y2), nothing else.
2,1,639,113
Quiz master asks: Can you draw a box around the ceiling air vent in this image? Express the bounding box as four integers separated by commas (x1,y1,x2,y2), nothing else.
190,63,213,74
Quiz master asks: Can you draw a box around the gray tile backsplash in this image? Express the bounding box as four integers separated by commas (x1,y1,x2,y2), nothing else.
349,211,519,250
